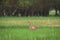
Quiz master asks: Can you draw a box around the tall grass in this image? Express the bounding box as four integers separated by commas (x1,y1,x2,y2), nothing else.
0,16,60,40
0,27,60,40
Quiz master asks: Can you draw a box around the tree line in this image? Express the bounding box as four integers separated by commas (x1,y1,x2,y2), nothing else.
0,0,60,17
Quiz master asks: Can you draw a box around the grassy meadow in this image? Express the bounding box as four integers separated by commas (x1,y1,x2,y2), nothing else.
0,16,60,40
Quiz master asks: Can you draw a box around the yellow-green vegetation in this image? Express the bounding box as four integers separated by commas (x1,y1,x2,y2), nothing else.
0,19,60,27
0,16,60,27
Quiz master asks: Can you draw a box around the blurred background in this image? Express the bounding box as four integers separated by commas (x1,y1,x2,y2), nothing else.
0,0,60,17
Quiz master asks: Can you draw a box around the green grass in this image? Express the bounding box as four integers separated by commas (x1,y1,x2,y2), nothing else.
0,16,60,40
0,27,60,40
0,16,60,20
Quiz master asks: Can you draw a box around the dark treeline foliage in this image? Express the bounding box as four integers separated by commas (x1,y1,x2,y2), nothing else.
0,0,60,17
